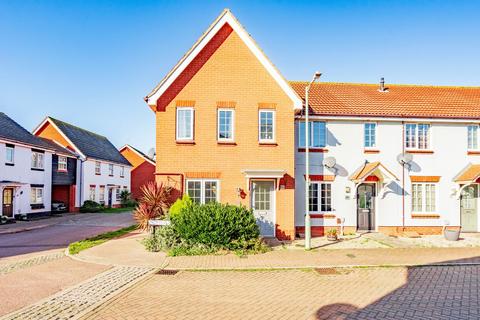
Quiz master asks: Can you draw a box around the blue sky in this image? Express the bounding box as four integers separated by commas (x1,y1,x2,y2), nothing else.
1,0,479,152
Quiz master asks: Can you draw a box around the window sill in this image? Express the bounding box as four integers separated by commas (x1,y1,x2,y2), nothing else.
298,148,328,153
31,168,44,171
406,150,434,154
364,149,380,154
309,213,335,219
57,170,68,173
217,141,237,146
176,140,195,145
259,142,278,147
109,175,114,177
411,214,440,219
5,163,14,166
467,150,480,155
30,204,45,210
95,173,101,176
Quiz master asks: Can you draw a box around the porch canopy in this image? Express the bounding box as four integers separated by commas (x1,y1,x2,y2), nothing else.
349,161,398,184
241,169,286,190
453,164,480,184
0,180,26,188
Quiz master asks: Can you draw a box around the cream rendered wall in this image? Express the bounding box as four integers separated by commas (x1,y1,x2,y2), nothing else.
0,142,52,216
295,119,478,231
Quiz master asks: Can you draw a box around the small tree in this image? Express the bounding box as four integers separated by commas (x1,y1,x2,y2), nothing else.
120,190,132,208
133,182,172,231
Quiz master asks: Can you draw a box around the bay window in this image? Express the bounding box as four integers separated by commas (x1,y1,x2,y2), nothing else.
176,107,194,141
186,179,219,204
299,121,326,148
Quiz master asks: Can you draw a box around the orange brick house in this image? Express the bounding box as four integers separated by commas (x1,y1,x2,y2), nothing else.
144,9,302,239
119,144,155,200
145,9,480,239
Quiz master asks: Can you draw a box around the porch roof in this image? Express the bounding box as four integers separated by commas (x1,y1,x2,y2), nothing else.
349,161,398,184
453,164,480,184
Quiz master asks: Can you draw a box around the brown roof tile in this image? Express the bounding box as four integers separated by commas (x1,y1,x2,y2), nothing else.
289,82,480,119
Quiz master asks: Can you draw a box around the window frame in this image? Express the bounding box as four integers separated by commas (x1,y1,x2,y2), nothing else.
217,108,235,142
116,187,121,200
95,161,101,175
404,123,431,150
5,145,14,164
108,164,114,176
120,166,125,178
89,185,96,201
298,121,327,149
176,107,194,141
30,187,44,204
308,182,333,213
364,122,377,149
185,179,220,204
411,182,437,213
99,185,105,203
31,151,44,170
58,156,68,172
467,124,479,151
258,109,276,143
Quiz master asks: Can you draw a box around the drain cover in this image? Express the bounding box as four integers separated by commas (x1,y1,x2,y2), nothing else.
314,268,339,275
156,269,179,275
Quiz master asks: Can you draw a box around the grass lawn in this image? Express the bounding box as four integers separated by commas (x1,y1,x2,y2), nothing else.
100,206,136,214
68,225,138,255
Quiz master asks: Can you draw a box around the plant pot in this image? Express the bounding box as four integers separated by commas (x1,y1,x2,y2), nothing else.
444,229,460,241
327,235,338,241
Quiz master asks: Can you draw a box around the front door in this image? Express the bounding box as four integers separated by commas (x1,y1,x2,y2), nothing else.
108,188,113,207
2,188,14,218
251,180,275,237
357,184,376,231
461,185,478,232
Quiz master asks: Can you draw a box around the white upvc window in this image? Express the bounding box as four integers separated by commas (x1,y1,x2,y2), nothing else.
116,188,121,200
120,166,125,178
468,125,479,150
31,151,44,169
95,161,101,175
30,187,43,204
108,164,114,176
298,121,326,148
364,122,377,148
58,156,68,172
217,109,234,141
99,186,105,203
412,183,436,213
89,186,96,201
405,123,431,150
308,182,332,212
176,107,194,141
185,179,219,204
258,110,275,142
6,144,14,164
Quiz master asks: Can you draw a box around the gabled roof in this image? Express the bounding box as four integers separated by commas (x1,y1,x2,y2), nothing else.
145,9,302,111
34,117,130,166
290,82,480,120
119,144,156,166
350,161,398,183
0,112,75,157
453,164,480,183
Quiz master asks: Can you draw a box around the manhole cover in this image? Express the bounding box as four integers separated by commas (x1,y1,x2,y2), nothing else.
156,269,179,276
314,268,339,275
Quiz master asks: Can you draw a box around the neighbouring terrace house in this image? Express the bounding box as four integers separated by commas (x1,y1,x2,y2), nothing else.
119,144,156,200
33,117,132,208
144,9,480,239
0,113,77,221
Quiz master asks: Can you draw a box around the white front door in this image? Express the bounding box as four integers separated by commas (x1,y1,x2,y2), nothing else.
251,180,275,237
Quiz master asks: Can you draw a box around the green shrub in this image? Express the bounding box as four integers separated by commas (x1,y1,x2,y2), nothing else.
80,200,103,213
171,202,260,249
168,194,192,218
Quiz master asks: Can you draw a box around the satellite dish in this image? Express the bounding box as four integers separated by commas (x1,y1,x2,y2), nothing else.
147,148,156,160
323,157,336,169
396,152,413,165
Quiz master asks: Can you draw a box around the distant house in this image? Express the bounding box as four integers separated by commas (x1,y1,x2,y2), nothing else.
0,112,77,221
33,117,132,208
119,144,155,200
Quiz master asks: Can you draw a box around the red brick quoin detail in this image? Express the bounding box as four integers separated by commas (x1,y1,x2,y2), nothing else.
156,23,234,112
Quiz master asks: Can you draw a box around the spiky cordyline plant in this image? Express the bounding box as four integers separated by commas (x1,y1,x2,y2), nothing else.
134,181,172,231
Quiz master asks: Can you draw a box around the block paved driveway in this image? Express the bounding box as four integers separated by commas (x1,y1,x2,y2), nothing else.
84,265,480,320
0,212,134,258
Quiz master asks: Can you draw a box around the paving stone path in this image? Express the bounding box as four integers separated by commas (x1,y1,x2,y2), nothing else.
0,266,154,320
0,252,64,275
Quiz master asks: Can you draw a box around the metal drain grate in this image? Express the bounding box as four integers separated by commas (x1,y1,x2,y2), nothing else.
156,269,179,276
314,268,339,275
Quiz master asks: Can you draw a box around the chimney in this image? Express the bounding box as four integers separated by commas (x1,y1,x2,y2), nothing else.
379,77,386,92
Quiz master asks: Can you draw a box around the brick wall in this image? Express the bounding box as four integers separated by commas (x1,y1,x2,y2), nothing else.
131,161,155,200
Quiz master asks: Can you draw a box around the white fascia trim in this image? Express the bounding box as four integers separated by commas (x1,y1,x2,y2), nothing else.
85,157,133,168
296,115,480,124
146,11,302,110
120,144,156,166
32,117,86,159
241,169,286,179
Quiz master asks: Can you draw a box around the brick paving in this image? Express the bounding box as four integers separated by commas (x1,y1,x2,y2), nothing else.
83,265,480,320
0,251,64,275
0,266,153,320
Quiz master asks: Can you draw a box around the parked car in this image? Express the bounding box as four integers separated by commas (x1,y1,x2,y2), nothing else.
51,201,67,213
